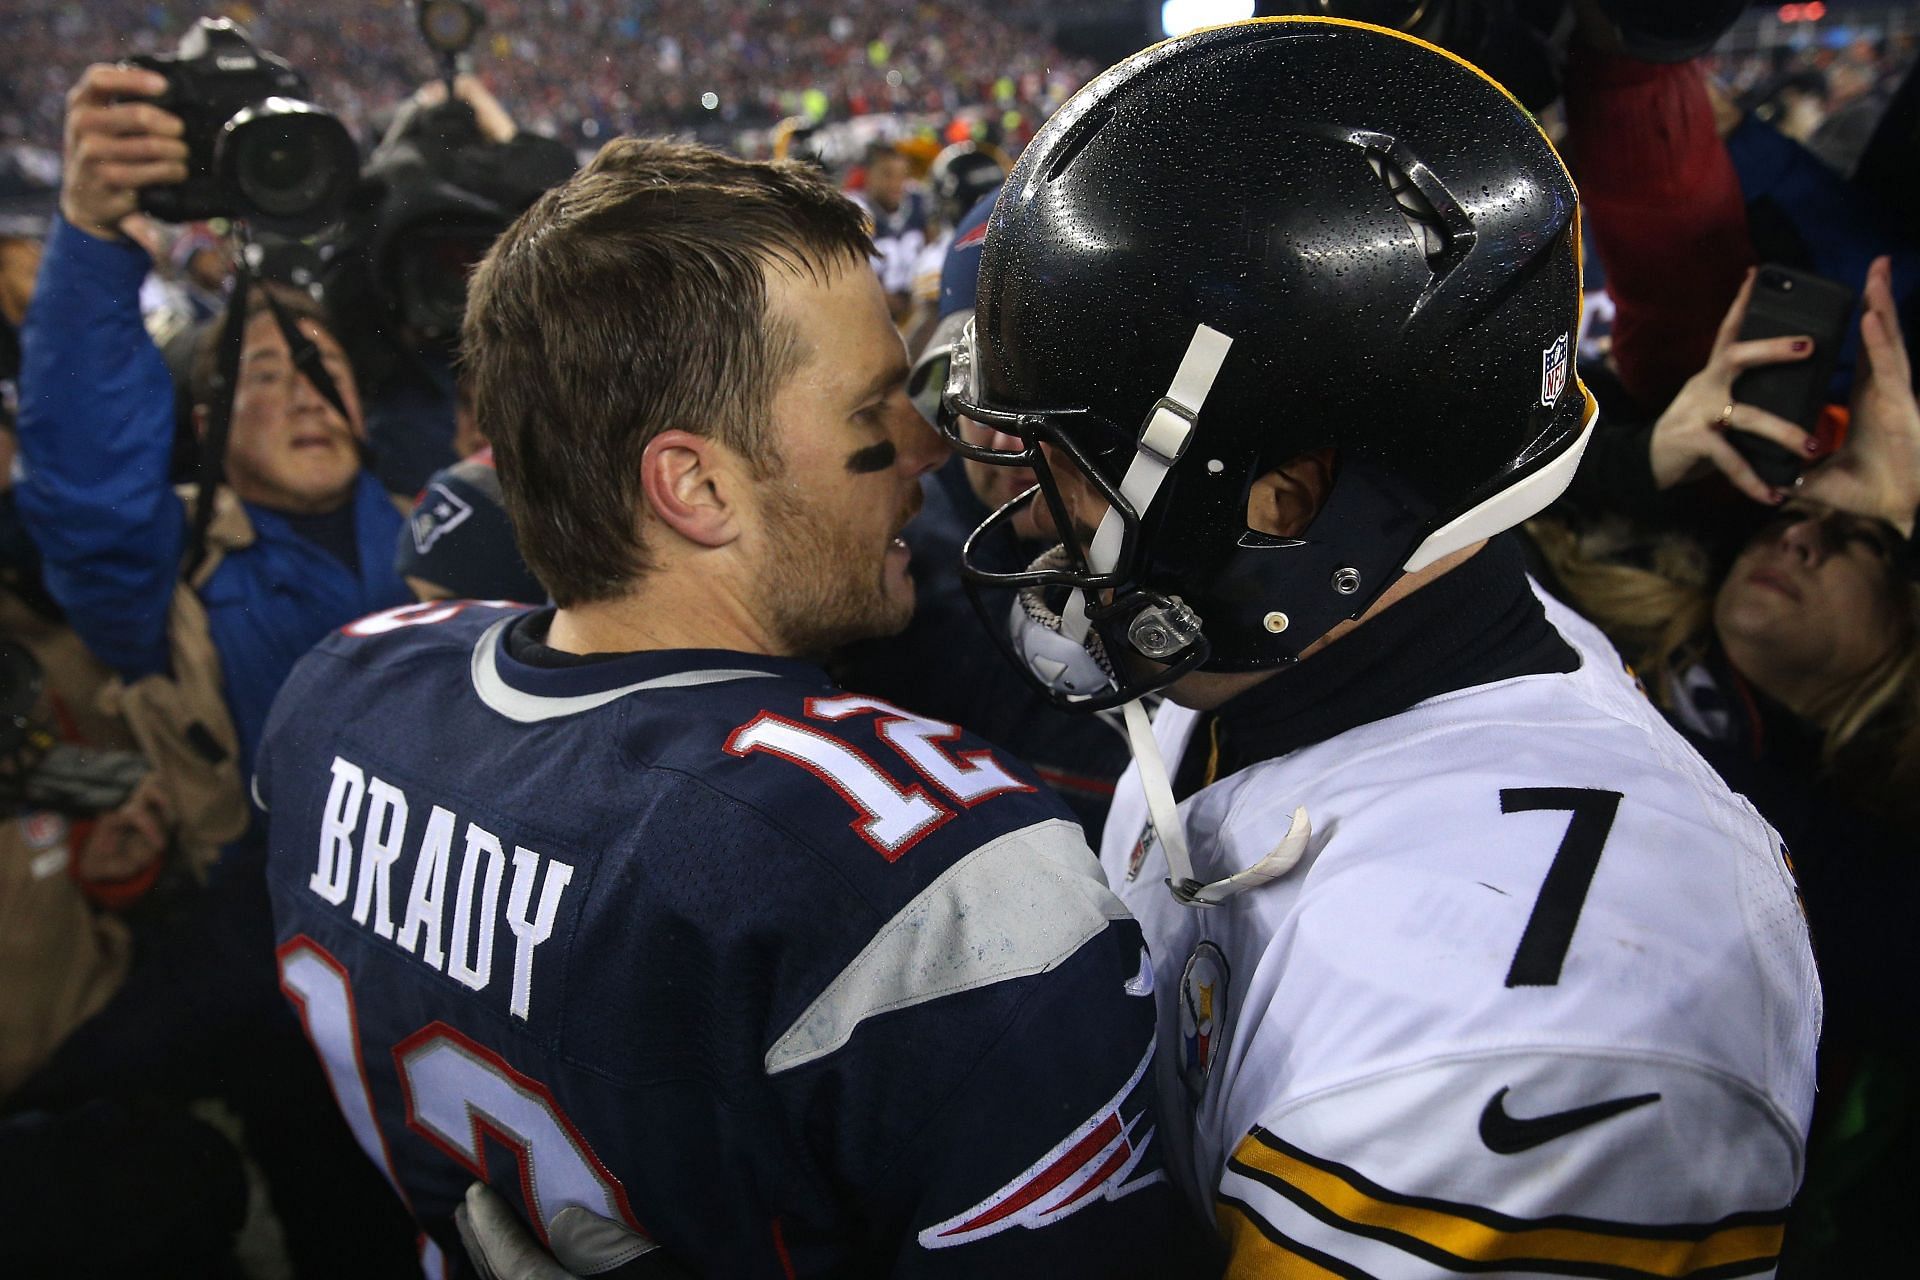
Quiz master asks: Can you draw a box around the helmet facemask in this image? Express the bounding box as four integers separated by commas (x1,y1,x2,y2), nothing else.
941,316,1226,713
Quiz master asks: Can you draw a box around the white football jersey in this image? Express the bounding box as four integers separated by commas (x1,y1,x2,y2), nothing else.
1104,586,1820,1278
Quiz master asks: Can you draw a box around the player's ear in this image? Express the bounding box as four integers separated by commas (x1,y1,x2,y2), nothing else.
640,429,741,550
1248,447,1336,539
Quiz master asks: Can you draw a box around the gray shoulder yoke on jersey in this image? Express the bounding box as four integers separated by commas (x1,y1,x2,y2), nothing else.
765,817,1129,1075
470,617,781,723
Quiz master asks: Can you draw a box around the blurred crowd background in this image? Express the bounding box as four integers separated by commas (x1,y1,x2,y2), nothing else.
2,0,1092,155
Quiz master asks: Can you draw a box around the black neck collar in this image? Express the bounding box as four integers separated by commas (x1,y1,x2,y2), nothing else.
1174,534,1577,798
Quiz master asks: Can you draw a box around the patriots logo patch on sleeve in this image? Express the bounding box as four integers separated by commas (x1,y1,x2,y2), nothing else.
411,482,475,555
916,1037,1165,1249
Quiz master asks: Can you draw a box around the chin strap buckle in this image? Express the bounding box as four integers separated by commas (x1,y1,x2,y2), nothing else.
1121,698,1310,909
1168,806,1312,907
1125,596,1203,661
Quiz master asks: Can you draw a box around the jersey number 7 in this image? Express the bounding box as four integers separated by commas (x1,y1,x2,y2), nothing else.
1499,788,1622,987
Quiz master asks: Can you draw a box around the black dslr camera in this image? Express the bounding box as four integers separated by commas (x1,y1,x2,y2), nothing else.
129,17,357,230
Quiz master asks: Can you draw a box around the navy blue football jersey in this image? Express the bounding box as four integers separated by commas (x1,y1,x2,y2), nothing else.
257,602,1196,1278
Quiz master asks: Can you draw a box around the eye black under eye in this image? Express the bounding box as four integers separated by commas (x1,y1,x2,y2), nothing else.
846,441,897,474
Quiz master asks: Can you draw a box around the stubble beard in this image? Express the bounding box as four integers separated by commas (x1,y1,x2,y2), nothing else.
758,486,914,659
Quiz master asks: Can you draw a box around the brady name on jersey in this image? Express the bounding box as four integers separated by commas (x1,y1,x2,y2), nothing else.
257,601,1201,1278
296,753,576,1024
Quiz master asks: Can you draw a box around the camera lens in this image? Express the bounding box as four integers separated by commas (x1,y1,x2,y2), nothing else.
397,225,496,340
217,98,358,228
419,0,485,54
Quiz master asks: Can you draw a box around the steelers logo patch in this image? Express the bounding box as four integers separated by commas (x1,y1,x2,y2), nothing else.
1179,941,1229,1102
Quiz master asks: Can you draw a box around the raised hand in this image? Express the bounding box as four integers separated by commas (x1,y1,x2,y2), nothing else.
1800,256,1920,536
1647,267,1817,504
59,64,188,241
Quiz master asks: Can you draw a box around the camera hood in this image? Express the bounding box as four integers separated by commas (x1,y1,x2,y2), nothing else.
217,97,359,230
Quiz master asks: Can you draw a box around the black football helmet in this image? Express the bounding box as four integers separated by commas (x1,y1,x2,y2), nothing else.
941,17,1596,712
927,141,1007,230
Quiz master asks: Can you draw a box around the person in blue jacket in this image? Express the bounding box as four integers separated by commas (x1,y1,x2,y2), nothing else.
17,62,411,779
5,62,423,1277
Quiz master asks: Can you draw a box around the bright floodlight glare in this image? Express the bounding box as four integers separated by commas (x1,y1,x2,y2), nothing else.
1161,0,1255,38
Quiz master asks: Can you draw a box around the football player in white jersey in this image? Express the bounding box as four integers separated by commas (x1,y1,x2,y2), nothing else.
938,17,1821,1278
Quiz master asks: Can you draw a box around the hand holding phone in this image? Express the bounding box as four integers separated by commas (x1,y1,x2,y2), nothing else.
1648,267,1834,503
1728,265,1857,488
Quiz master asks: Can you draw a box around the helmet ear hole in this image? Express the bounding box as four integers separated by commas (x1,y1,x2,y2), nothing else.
1245,450,1335,541
1368,152,1451,263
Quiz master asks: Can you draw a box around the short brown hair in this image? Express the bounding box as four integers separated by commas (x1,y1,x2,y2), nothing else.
463,137,873,607
187,283,337,410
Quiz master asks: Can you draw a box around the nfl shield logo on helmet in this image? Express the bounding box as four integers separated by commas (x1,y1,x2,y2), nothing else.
1540,332,1570,408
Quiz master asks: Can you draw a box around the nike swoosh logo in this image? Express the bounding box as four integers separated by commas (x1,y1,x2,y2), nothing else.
1478,1087,1660,1154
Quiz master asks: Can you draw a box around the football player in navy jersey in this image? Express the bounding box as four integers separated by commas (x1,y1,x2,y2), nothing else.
255,137,1201,1278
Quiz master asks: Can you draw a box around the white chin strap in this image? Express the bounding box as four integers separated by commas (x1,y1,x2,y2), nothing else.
1047,323,1310,906
1058,324,1232,645
1123,698,1311,907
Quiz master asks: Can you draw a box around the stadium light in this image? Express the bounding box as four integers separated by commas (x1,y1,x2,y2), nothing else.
1162,0,1256,39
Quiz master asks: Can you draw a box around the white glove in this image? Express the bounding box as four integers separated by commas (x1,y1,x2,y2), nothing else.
454,1182,686,1279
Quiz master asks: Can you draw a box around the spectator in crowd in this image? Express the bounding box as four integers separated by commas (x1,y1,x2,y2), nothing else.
398,448,547,604
8,61,421,1278
20,63,411,779
1562,16,1758,416
0,1,1091,157
0,219,42,439
0,226,38,372
0,587,175,1100
903,139,1005,354
0,455,252,1277
326,73,577,495
848,141,927,324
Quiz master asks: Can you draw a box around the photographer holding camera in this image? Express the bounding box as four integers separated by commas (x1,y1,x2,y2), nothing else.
9,36,422,1277
21,53,409,787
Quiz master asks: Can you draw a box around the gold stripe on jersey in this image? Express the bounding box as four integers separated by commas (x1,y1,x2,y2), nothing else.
1226,1129,1784,1278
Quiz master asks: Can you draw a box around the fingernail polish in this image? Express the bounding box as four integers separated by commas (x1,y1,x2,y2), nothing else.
1792,339,1812,353
1771,489,1788,504
1805,438,1820,454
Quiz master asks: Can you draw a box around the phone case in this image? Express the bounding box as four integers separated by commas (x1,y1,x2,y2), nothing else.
1729,265,1857,489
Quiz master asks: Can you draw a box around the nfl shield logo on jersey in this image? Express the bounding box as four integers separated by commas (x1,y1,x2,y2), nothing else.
1179,942,1229,1101
1540,332,1570,408
1125,822,1159,883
